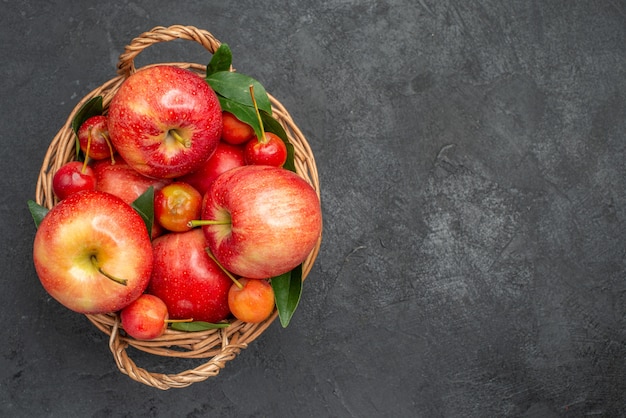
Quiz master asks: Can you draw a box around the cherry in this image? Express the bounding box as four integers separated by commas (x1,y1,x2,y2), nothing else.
228,278,275,323
77,115,115,162
154,182,202,232
120,294,169,340
52,161,97,200
243,85,288,167
243,132,288,167
221,111,255,145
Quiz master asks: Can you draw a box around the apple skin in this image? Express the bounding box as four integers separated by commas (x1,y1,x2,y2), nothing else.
107,65,222,179
178,141,246,195
93,158,171,205
148,229,232,323
33,190,153,314
201,165,322,279
93,158,170,238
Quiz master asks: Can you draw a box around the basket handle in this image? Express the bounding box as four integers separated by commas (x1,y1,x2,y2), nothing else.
116,25,222,78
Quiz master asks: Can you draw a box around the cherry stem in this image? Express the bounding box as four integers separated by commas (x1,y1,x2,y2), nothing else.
91,255,127,286
103,132,116,165
249,85,268,144
187,219,231,228
204,248,243,289
82,132,92,173
169,129,191,148
165,318,194,324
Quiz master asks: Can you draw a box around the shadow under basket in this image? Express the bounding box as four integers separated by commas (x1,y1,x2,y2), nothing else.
34,25,321,390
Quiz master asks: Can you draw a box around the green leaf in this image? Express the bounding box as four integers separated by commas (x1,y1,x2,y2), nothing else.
71,96,103,160
71,96,103,134
271,264,303,328
260,111,296,172
206,44,232,76
206,71,272,114
27,200,49,228
131,186,154,238
170,321,230,332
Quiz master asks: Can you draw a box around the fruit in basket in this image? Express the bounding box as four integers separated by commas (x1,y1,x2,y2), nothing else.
52,161,97,200
228,278,275,323
221,111,255,145
148,229,232,323
154,182,202,232
197,165,322,279
77,115,115,161
107,65,222,179
93,158,171,205
178,141,246,195
33,190,153,314
120,294,169,340
244,132,288,167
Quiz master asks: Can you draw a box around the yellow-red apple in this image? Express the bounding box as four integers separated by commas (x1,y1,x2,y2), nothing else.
33,190,153,314
199,165,322,279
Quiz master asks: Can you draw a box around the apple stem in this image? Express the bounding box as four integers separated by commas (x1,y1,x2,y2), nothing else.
91,255,128,286
249,85,268,144
204,248,243,289
187,219,231,228
169,129,191,148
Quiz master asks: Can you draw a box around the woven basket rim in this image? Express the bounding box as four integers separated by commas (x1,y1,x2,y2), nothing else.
35,25,321,390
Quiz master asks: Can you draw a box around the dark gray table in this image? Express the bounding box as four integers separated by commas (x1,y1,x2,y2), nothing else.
2,1,625,416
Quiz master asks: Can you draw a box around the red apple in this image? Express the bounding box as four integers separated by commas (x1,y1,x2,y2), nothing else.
93,158,170,238
52,161,97,200
120,294,169,340
93,158,171,205
33,190,153,314
77,115,115,161
178,141,246,195
148,229,232,323
107,65,222,179
199,165,322,279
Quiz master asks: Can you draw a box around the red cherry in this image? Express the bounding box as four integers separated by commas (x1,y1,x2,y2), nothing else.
228,278,275,323
221,111,255,145
52,161,97,200
243,132,288,167
77,115,115,161
120,294,169,340
154,182,202,232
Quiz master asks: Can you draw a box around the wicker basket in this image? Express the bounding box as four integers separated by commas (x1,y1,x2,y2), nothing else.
34,25,321,390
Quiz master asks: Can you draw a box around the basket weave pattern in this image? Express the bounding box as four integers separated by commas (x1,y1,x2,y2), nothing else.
35,25,321,390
